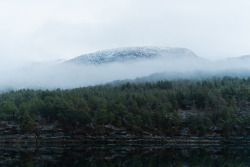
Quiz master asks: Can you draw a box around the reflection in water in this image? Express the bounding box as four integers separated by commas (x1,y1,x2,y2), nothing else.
0,144,249,167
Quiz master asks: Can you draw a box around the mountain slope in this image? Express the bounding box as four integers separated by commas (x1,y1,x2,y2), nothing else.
67,47,198,65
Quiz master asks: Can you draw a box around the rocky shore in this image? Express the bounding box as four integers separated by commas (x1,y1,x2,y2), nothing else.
0,134,249,145
1,121,249,144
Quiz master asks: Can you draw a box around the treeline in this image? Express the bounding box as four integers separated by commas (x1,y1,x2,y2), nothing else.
0,76,249,136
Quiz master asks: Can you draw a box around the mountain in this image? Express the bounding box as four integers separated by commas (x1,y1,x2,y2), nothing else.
223,55,250,61
1,46,249,91
234,55,250,60
66,47,199,65
216,55,250,70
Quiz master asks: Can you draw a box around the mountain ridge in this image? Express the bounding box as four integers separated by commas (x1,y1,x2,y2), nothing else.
66,46,199,65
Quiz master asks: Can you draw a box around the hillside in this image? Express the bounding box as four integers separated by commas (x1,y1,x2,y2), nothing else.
66,47,199,65
0,77,249,143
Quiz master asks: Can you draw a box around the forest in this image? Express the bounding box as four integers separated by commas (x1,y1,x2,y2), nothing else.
0,76,249,137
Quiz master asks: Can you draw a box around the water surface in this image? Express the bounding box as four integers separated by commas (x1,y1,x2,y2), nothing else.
0,144,249,167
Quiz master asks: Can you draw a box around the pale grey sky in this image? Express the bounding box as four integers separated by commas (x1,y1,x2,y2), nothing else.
1,0,250,64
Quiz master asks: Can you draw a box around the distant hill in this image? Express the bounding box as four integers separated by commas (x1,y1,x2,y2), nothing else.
66,47,199,65
237,55,250,60
216,55,250,70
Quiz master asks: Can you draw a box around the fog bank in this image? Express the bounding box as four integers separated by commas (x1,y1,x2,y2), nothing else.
0,56,249,91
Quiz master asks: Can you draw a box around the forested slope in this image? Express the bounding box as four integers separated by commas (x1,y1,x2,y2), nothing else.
0,77,249,137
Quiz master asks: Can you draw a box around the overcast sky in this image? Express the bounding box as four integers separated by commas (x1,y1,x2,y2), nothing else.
1,0,250,65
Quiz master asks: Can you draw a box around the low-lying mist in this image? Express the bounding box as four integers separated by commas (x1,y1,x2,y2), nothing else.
0,56,249,91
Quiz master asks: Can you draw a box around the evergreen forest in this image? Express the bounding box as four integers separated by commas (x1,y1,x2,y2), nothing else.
0,76,249,137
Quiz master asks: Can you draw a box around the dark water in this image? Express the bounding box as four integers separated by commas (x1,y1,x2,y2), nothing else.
0,144,249,167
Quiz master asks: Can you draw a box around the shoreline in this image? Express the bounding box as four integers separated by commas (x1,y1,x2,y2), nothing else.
0,135,249,144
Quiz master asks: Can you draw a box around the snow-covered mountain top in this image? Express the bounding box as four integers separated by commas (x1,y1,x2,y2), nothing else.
67,47,198,65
